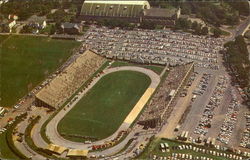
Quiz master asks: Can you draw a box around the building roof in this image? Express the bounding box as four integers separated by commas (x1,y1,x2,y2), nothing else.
84,0,150,6
46,144,67,155
67,149,89,157
61,22,79,29
80,0,150,17
144,8,177,18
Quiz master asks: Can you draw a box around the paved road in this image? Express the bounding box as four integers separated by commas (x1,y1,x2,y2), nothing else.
34,67,160,154
14,108,47,160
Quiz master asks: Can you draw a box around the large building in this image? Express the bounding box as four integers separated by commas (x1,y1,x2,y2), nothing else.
79,0,180,26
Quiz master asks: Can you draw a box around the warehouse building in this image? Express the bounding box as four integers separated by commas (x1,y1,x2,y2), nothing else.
79,0,180,26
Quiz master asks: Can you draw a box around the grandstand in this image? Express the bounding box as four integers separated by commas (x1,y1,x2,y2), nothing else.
35,50,106,109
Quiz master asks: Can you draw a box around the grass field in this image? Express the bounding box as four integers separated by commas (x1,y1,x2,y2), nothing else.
0,35,9,43
139,138,239,160
0,35,80,107
0,132,18,159
110,61,164,75
58,71,151,142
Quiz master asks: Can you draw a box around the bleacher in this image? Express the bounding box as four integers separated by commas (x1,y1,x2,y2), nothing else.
35,50,106,109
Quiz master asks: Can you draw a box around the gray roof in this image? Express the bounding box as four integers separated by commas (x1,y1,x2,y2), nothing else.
61,22,79,29
144,8,177,18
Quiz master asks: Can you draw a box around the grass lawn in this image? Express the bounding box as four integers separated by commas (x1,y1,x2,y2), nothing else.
0,35,9,43
58,71,151,142
0,35,80,107
110,61,164,75
0,132,18,159
139,138,238,160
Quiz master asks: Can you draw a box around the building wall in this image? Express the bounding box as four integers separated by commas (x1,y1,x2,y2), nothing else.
35,97,54,110
78,15,141,23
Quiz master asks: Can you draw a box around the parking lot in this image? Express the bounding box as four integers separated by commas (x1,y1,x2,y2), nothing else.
82,26,223,70
174,67,249,150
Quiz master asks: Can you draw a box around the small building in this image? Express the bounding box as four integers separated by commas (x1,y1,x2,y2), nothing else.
143,7,181,26
60,22,82,35
67,149,89,158
46,144,67,155
8,14,18,20
8,20,16,33
169,89,176,97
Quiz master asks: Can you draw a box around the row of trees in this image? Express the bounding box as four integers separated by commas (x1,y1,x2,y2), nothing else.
174,18,208,35
173,18,226,37
0,0,82,21
224,36,250,88
149,1,249,27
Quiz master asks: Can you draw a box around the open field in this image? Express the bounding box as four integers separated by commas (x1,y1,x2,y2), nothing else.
0,132,18,159
110,61,164,75
139,138,238,160
58,71,151,142
0,35,9,43
0,35,80,107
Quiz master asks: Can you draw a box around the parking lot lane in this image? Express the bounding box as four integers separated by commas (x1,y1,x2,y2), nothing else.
157,71,202,139
179,72,218,139
206,85,232,139
229,105,248,148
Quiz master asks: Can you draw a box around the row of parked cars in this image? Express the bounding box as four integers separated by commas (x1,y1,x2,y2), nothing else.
240,112,250,148
153,143,245,160
0,127,7,134
153,154,214,160
192,73,212,96
194,75,229,135
217,88,240,144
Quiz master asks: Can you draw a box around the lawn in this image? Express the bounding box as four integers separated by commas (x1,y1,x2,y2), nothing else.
0,35,80,107
58,71,151,142
139,138,239,160
0,132,18,160
110,61,164,75
0,35,9,43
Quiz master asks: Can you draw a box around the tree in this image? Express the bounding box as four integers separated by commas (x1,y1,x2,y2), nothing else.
212,27,222,38
20,25,33,33
49,25,56,35
191,21,198,30
201,26,209,35
193,25,202,35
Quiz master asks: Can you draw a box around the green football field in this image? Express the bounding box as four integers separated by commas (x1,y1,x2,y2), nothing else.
58,71,151,142
0,35,80,107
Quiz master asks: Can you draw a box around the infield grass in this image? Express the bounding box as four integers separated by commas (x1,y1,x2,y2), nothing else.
58,71,151,141
0,35,80,107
